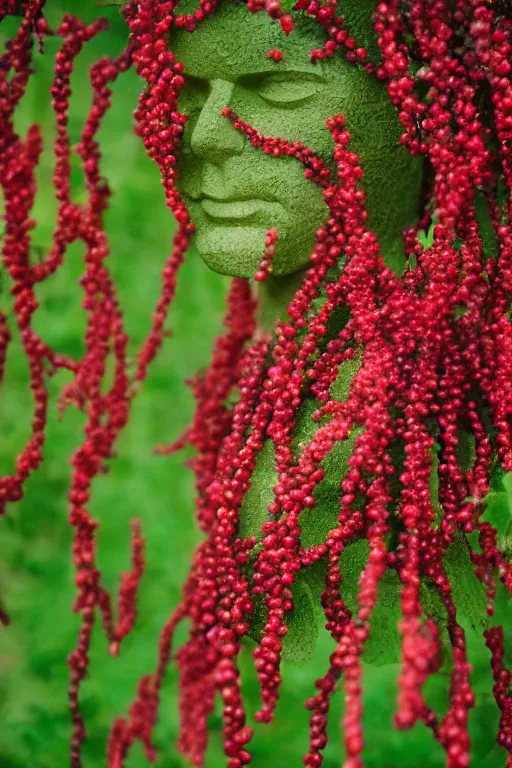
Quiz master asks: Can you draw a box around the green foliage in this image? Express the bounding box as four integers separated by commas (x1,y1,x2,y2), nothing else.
249,566,320,664
239,440,277,540
1,3,511,767
475,191,499,260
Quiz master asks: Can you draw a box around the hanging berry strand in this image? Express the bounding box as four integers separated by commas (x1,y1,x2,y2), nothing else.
3,1,512,767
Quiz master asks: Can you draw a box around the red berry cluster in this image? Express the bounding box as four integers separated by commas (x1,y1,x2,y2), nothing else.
113,2,512,767
485,626,512,758
1,3,200,765
246,0,294,35
294,0,368,66
254,228,279,282
4,2,512,768
156,278,258,532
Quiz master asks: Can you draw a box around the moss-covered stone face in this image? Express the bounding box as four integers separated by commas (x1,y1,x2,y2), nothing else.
172,2,423,278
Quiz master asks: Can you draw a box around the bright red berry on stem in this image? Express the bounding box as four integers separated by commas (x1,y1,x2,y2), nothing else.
3,2,512,768
267,48,284,62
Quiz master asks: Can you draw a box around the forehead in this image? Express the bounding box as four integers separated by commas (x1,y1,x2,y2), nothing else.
170,3,333,80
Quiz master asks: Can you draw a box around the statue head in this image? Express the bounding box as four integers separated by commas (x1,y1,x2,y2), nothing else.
172,1,423,279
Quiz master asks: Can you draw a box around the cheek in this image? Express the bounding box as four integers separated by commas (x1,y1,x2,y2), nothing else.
231,91,336,159
272,205,327,276
268,173,328,276
174,96,332,277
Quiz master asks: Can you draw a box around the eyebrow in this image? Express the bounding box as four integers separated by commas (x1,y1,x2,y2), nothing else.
181,62,327,83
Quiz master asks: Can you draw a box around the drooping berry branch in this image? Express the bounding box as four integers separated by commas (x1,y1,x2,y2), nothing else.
2,1,512,767
0,1,190,762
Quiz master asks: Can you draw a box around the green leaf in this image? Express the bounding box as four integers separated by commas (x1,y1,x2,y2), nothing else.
475,190,499,259
329,350,363,402
443,533,488,632
238,439,277,540
488,472,512,553
418,220,435,250
247,564,320,664
484,492,511,543
299,425,362,549
502,471,512,503
340,539,403,666
490,464,507,493
282,569,319,663
430,441,441,519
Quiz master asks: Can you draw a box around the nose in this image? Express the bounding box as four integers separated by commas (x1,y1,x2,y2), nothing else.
190,79,245,162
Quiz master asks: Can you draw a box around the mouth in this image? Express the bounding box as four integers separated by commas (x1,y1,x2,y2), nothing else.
201,198,267,219
192,196,284,227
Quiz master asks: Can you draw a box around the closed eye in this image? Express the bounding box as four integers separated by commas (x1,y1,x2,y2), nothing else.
241,72,326,106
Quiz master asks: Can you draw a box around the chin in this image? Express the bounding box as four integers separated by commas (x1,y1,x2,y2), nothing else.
195,225,273,278
194,226,309,278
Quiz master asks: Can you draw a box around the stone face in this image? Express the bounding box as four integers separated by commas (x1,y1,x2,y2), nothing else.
169,3,427,665
171,2,423,278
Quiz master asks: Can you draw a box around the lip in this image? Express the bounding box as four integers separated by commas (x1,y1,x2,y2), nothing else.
200,198,269,222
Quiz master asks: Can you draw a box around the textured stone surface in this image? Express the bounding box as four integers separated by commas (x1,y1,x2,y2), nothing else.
169,3,486,669
172,1,423,277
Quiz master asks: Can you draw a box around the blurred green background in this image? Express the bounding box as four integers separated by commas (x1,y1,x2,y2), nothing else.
0,2,509,766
